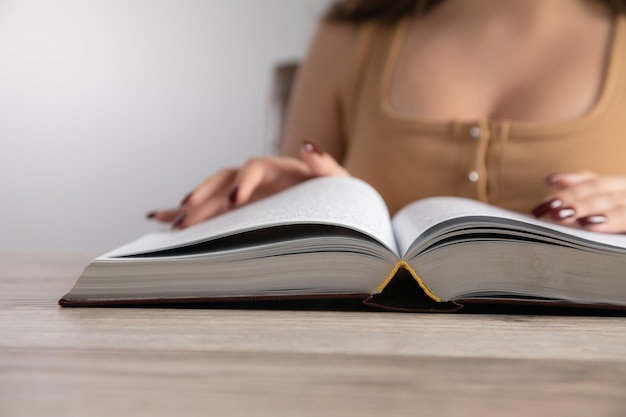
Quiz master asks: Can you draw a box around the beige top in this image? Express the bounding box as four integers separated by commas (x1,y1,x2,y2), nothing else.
341,15,626,216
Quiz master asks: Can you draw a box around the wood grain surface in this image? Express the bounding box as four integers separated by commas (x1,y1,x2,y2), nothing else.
1,251,626,417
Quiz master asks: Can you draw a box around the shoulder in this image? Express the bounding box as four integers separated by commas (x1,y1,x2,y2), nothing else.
302,19,390,96
279,20,391,159
306,19,391,63
303,21,358,74
279,22,358,158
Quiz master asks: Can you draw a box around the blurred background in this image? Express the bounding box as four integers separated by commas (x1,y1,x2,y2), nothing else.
0,0,332,250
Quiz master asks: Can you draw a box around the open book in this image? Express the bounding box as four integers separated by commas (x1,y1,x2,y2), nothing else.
60,177,626,312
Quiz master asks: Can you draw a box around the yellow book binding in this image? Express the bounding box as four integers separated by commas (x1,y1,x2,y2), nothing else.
376,261,442,302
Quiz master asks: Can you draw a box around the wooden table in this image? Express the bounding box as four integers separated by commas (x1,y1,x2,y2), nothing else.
2,251,626,417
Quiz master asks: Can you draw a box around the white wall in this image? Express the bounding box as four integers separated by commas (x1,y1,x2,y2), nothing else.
0,0,332,250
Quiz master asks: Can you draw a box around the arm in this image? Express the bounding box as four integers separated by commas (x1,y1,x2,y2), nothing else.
280,22,356,160
149,22,357,229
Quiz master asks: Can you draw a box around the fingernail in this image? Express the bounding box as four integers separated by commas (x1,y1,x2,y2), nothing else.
544,174,561,187
180,192,193,207
172,213,186,229
228,186,239,208
578,215,608,227
146,211,156,219
531,199,563,218
302,141,323,155
551,207,576,221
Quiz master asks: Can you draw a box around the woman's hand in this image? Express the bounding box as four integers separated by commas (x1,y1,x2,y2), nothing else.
531,171,626,233
147,141,349,229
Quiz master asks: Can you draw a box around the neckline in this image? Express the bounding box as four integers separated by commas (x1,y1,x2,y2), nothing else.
379,13,624,136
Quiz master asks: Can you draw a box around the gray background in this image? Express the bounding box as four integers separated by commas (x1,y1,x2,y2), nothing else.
0,0,331,250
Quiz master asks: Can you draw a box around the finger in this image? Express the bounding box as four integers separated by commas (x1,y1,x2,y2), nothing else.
174,198,228,229
301,141,349,177
545,171,597,189
146,208,183,223
565,190,626,223
578,205,626,233
232,156,315,207
230,158,273,208
175,168,246,228
554,177,625,208
534,177,624,219
533,177,626,229
177,157,313,229
184,168,238,207
567,187,626,228
546,193,613,226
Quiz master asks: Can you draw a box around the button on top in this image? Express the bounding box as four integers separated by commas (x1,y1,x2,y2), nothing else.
468,171,480,182
469,126,482,139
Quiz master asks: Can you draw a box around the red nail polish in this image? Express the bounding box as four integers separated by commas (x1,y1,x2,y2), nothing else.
172,213,186,229
578,215,608,227
180,192,193,207
302,141,323,155
146,211,157,219
551,207,576,221
228,187,239,208
531,199,562,218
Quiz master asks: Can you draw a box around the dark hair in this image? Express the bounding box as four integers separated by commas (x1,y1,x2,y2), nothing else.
325,0,625,23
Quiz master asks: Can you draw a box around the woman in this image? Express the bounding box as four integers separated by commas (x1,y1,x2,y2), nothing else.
150,0,626,233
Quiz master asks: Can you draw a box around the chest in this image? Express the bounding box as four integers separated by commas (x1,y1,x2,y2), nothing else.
389,17,614,122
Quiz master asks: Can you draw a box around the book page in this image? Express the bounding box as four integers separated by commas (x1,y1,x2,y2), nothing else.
392,196,626,257
104,177,398,258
